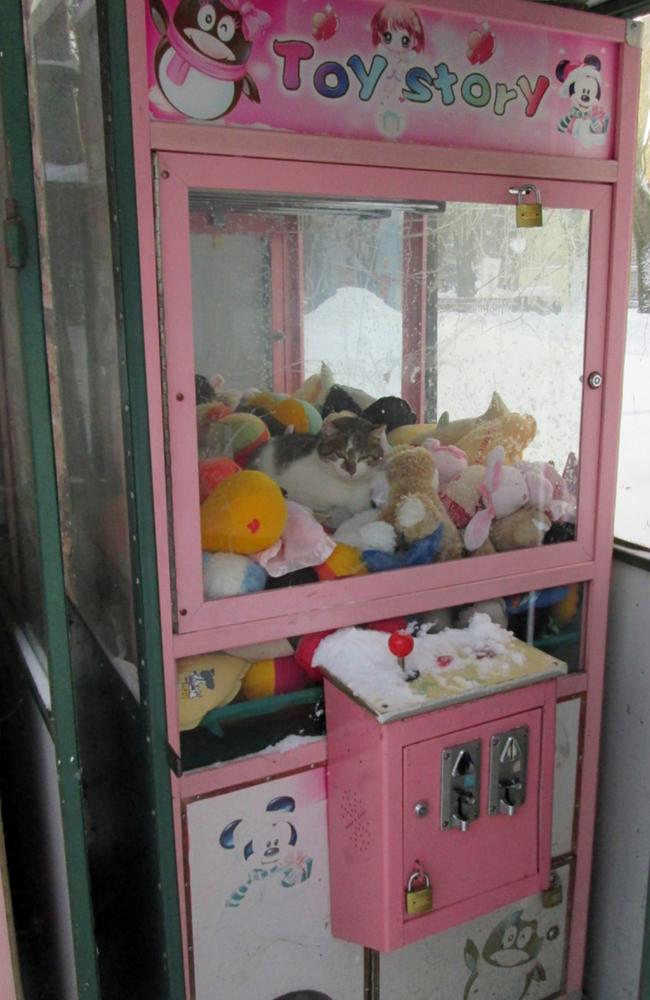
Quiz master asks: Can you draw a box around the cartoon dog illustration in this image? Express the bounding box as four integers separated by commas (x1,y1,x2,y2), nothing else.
219,796,313,907
555,55,608,149
463,910,546,1000
149,0,269,120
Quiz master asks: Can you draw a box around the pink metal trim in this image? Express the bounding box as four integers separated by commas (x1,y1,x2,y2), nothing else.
150,123,620,184
557,672,587,699
172,556,596,657
408,0,625,39
565,38,642,996
270,221,304,394
401,214,427,417
158,151,608,639
180,740,327,800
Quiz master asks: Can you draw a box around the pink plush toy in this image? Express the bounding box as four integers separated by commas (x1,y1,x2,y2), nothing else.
421,438,468,487
515,459,576,523
252,500,336,577
464,446,529,552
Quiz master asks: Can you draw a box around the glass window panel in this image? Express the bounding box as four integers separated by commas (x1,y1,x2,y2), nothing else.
615,14,650,549
188,191,588,602
0,86,47,667
24,0,138,680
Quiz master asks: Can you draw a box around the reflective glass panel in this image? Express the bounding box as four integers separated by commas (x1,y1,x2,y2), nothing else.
24,0,138,682
0,80,47,666
189,192,588,601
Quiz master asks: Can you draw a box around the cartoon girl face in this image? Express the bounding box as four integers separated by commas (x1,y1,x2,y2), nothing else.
370,5,425,56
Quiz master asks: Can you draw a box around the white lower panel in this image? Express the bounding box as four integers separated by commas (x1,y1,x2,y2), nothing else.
380,863,571,1000
552,699,581,857
186,768,363,1000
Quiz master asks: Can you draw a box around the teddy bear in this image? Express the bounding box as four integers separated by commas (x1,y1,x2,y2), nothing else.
379,447,463,560
490,506,551,551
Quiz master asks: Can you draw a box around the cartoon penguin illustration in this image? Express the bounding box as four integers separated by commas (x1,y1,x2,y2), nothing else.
463,911,547,1000
149,0,270,121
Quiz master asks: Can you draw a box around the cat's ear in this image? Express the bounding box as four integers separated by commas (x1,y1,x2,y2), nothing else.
320,415,343,437
370,424,389,449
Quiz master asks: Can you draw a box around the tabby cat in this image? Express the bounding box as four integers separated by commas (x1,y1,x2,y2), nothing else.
251,414,387,519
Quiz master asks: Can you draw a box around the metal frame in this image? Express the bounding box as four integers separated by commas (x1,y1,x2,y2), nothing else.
0,1,100,995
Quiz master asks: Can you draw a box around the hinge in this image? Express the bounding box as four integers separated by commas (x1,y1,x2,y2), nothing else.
626,19,644,48
166,742,183,778
3,198,27,268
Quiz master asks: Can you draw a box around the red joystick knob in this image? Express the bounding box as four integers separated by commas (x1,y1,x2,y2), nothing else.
388,631,415,658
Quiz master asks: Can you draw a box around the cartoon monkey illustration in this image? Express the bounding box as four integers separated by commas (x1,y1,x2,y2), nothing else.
149,0,269,121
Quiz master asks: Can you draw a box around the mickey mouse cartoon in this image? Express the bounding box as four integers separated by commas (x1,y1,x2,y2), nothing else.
149,0,270,121
219,796,313,907
555,54,609,149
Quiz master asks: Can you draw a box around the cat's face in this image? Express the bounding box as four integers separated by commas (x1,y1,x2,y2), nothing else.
317,415,387,481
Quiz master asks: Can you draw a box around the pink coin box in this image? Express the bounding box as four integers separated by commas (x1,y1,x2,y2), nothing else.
318,623,567,952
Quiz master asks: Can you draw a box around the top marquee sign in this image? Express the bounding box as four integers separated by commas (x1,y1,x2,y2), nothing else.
146,0,618,158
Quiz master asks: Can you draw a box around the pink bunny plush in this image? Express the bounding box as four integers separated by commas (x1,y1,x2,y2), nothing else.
515,459,576,524
464,446,529,552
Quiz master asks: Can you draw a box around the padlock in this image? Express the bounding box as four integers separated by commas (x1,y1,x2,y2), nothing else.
515,185,543,228
542,873,563,908
405,868,433,915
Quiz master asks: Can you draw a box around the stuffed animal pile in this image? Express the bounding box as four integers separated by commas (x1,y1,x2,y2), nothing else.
195,364,577,599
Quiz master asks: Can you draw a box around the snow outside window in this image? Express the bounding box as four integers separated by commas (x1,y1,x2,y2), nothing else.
615,16,650,549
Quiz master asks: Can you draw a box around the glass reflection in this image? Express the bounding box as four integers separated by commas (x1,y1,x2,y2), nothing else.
189,193,587,600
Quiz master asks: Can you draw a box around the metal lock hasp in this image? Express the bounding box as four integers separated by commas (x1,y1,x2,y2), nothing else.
511,184,543,228
405,868,433,916
542,872,564,909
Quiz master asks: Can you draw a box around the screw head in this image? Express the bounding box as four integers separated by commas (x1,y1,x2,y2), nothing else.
587,371,603,389
442,751,451,760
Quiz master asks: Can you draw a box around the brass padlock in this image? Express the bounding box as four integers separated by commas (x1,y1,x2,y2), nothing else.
542,872,563,908
515,185,543,228
405,868,433,916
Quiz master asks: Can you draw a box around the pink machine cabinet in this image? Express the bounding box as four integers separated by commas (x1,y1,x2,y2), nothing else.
322,628,566,952
125,0,641,996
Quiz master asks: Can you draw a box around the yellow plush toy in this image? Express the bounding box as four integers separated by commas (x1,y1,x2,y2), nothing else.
177,653,249,731
455,412,536,465
386,393,535,461
200,470,288,555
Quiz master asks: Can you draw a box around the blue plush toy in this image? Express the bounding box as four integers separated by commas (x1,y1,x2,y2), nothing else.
363,525,443,573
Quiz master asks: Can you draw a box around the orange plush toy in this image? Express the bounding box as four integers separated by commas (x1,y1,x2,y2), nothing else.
201,470,288,555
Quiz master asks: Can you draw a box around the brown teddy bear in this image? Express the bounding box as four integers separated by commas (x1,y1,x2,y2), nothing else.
490,506,551,551
380,447,464,561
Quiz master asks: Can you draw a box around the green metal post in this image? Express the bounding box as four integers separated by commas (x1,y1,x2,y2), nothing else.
98,2,186,994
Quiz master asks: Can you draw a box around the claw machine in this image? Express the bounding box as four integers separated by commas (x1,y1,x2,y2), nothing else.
120,0,641,997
